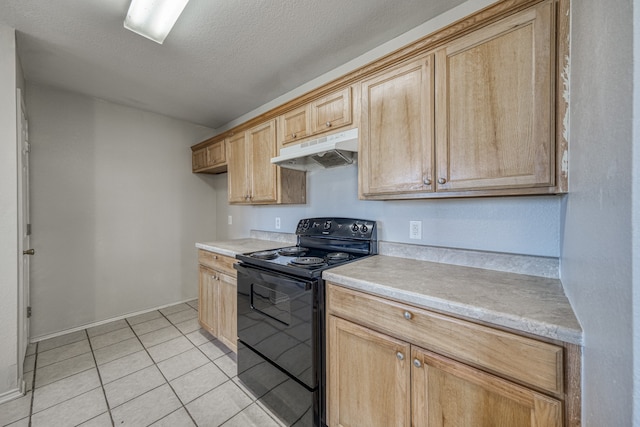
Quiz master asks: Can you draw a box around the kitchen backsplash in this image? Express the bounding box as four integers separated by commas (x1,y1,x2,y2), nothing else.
248,230,559,279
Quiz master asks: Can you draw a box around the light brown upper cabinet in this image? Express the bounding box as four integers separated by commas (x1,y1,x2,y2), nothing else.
278,87,353,149
226,132,250,204
359,54,435,198
309,87,352,134
435,1,555,193
227,120,306,205
192,139,226,174
279,104,310,147
360,0,557,199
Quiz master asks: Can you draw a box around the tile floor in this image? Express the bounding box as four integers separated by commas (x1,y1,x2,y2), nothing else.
0,300,285,427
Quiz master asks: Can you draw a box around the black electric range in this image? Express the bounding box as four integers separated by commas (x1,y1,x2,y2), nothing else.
234,217,377,426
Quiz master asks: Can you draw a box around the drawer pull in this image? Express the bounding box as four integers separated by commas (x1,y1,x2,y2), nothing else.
403,311,413,320
396,352,405,361
413,359,422,368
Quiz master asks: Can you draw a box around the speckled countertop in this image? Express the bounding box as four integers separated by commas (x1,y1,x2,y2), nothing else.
197,237,582,345
324,255,582,345
196,238,293,258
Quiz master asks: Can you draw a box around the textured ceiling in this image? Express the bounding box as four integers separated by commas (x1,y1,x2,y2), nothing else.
0,0,465,128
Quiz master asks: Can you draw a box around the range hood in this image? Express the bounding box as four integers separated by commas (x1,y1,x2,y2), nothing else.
271,128,358,171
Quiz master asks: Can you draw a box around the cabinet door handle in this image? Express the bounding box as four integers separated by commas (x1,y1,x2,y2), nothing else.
396,352,405,361
325,121,332,128
403,311,412,320
413,359,422,368
292,133,297,139
423,178,432,186
438,178,447,184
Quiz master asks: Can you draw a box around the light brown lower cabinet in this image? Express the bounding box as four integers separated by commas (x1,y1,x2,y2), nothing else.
412,347,562,426
197,250,238,353
326,283,575,427
198,266,217,334
328,316,411,427
216,271,237,352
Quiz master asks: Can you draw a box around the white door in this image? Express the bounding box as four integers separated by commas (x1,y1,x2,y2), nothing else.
16,88,31,391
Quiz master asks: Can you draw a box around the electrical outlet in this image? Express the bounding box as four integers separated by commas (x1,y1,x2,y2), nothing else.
228,215,232,225
275,217,281,229
409,220,422,240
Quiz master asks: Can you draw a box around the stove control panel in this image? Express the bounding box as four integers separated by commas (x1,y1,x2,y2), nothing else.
296,217,376,239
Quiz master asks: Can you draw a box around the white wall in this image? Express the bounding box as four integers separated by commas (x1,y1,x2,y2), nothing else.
0,24,19,398
26,84,217,338
561,0,637,425
634,1,640,424
214,167,562,257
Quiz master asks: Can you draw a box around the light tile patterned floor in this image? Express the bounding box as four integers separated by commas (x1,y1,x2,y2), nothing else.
0,300,285,427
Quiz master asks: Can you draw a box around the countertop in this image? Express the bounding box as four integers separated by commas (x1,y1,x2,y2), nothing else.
196,238,291,258
196,237,582,345
323,255,582,345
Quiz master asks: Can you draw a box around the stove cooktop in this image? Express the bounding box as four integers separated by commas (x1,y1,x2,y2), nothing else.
236,217,378,279
237,246,367,278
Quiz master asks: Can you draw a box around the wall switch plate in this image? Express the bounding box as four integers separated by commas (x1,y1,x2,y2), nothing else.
275,217,281,229
409,220,422,239
228,215,232,225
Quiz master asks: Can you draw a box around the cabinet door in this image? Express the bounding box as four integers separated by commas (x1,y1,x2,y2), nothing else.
192,147,207,171
435,1,554,192
217,272,237,353
198,266,217,337
359,55,434,198
247,120,278,203
226,133,250,203
411,347,562,427
327,316,410,427
206,140,226,168
279,104,310,147
310,87,352,134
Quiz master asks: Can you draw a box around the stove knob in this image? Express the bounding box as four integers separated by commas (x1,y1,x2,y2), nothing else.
351,223,359,232
324,221,331,230
360,224,368,233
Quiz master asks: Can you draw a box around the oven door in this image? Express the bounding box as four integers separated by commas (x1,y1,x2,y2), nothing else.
235,263,317,389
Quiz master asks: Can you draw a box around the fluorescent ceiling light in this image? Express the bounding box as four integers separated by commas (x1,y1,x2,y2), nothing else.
124,0,190,44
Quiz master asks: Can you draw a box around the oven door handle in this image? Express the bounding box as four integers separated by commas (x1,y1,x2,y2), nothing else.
234,262,313,291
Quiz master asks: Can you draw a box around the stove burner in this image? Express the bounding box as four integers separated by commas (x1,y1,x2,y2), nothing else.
290,256,326,268
278,246,309,256
326,252,350,262
250,250,279,260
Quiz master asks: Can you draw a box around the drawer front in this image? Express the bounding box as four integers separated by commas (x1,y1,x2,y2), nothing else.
326,283,563,395
198,250,237,276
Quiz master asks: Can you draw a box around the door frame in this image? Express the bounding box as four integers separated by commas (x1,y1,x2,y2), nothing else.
16,87,30,393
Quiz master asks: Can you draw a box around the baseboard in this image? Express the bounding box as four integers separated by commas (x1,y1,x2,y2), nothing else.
31,297,197,343
0,387,24,405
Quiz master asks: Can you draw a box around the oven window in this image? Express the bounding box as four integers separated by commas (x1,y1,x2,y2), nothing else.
251,283,291,325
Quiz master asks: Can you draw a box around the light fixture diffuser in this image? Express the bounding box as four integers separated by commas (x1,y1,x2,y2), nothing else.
124,0,190,44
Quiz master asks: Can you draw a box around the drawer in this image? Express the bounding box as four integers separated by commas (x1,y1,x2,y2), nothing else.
198,250,237,276
326,283,563,395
